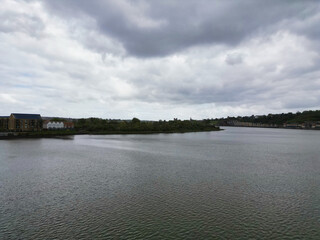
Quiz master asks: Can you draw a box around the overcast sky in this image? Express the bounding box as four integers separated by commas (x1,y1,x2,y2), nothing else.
1,0,320,120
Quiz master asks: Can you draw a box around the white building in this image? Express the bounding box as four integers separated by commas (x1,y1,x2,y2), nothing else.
47,121,64,129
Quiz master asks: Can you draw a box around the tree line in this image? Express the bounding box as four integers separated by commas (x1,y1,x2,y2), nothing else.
216,110,320,125
75,118,219,133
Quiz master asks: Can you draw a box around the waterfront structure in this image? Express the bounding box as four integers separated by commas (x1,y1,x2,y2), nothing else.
284,123,300,128
43,120,74,129
0,116,9,131
64,122,74,129
8,113,42,131
47,121,64,129
42,120,49,129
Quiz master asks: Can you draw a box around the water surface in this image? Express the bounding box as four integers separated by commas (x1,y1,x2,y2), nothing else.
0,127,319,239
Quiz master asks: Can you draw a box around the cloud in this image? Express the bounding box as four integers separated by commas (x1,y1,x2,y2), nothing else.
0,93,20,104
0,0,320,119
36,0,320,57
225,53,244,65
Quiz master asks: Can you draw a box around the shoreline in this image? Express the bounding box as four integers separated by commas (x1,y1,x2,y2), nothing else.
219,125,320,130
0,128,221,140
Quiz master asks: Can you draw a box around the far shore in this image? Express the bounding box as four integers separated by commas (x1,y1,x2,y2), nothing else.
219,125,320,130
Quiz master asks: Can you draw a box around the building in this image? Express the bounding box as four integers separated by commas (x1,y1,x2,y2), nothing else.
64,122,74,129
8,113,42,131
46,121,64,129
43,121,74,130
42,120,50,130
0,116,9,131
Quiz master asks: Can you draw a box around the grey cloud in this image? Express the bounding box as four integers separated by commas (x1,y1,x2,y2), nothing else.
2,0,320,119
126,73,271,106
0,11,45,36
225,53,244,65
30,0,319,57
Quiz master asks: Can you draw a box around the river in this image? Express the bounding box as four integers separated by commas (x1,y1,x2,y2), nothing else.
0,127,319,239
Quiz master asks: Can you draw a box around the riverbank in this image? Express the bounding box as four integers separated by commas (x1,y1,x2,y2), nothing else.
218,125,320,130
0,127,220,140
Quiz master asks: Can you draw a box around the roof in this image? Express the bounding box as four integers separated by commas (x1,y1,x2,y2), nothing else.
11,113,42,120
0,116,9,118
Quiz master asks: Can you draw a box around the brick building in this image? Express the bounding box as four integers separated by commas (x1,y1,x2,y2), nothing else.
8,113,42,132
0,116,9,131
64,122,74,129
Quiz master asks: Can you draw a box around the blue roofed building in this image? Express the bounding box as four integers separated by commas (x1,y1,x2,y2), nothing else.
9,113,42,131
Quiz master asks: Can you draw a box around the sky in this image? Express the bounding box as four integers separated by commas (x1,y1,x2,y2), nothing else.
1,0,320,120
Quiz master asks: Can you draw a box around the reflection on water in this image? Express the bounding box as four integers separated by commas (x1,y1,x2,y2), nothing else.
0,127,319,239
52,135,75,140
